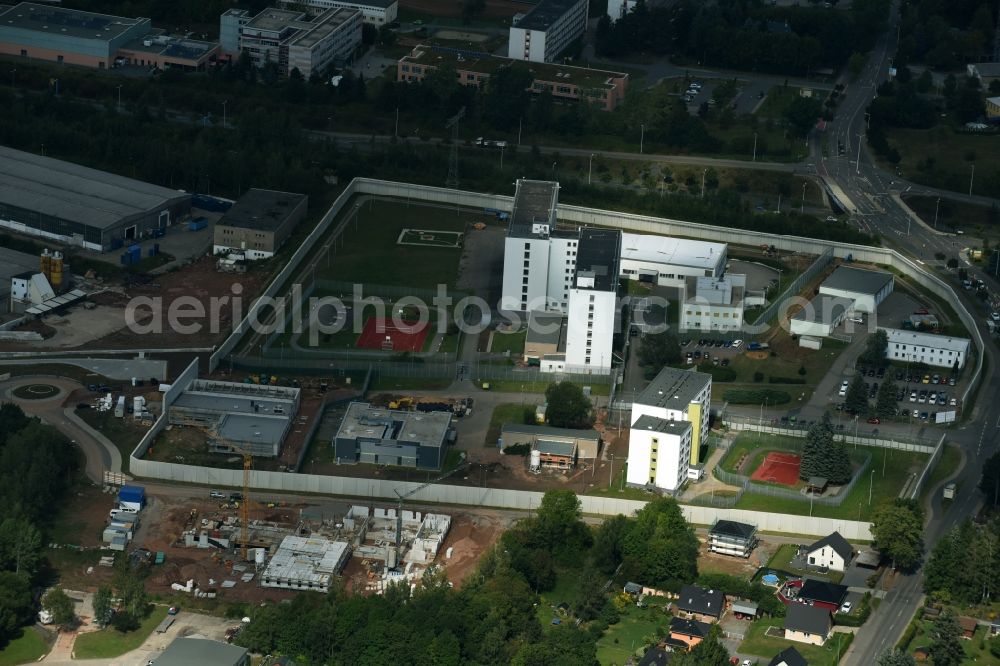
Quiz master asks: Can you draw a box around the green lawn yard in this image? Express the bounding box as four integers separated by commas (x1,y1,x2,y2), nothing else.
0,629,49,666
905,621,996,664
596,599,672,666
73,606,168,659
739,618,852,665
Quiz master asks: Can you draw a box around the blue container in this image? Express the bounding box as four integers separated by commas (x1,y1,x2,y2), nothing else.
118,485,145,505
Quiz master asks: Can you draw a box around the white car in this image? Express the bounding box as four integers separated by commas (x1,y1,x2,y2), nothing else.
690,82,703,89
840,601,853,614
732,339,744,349
992,312,1000,322
909,391,917,402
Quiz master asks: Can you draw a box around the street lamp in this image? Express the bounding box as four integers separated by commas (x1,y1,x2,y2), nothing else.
116,84,122,112
752,132,758,162
500,144,505,170
551,161,556,179
588,153,595,185
855,133,862,175
801,181,807,213
700,168,707,199
969,163,975,196
933,197,940,230
640,124,645,154
222,99,228,129
868,468,875,505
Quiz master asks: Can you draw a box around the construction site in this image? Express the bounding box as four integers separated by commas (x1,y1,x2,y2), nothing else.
134,485,498,603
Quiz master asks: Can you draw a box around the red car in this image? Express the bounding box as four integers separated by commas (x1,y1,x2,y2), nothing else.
867,417,881,424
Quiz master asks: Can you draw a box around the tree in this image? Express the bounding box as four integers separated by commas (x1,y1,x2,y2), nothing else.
535,489,592,557
844,374,868,414
785,96,823,136
636,331,681,377
929,610,965,666
0,572,33,644
980,451,1000,506
92,585,113,628
848,52,866,78
42,589,76,627
800,413,851,484
544,382,593,429
860,330,889,368
877,649,916,666
573,564,607,621
621,497,699,589
592,514,629,575
0,517,42,576
875,379,898,419
870,499,924,571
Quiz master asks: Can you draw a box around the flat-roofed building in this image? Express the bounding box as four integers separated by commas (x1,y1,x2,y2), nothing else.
233,6,362,77
708,520,759,558
564,228,620,373
619,233,727,289
334,402,452,470
626,415,693,491
277,0,398,26
789,294,853,338
882,327,971,369
499,423,600,460
155,638,249,666
630,366,712,472
168,378,301,457
261,535,351,593
508,0,587,63
0,146,191,251
116,33,218,71
397,45,629,111
681,274,746,332
0,2,151,69
818,265,893,313
523,310,568,365
213,188,308,260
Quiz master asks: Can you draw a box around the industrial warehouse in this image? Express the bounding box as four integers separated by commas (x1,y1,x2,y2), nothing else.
0,146,191,251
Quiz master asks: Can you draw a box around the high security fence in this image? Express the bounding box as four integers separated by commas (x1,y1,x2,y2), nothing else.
722,416,940,452
712,452,871,507
748,247,834,330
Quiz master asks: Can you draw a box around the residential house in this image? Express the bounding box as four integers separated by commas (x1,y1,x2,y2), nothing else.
784,604,832,646
668,617,711,650
958,616,978,639
805,531,853,572
768,646,808,666
797,578,848,612
730,599,759,620
675,585,725,622
638,647,671,666
708,520,759,558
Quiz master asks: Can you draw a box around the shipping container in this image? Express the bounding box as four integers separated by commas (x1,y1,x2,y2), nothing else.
187,218,207,232
119,485,146,507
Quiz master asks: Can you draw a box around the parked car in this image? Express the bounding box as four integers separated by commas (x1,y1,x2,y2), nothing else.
867,417,880,424
210,490,226,499
909,391,917,402
168,606,180,615
732,339,744,349
920,411,929,420
949,377,956,386
840,601,853,614
923,374,931,384
912,409,920,418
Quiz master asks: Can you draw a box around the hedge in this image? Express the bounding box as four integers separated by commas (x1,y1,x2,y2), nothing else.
722,389,792,405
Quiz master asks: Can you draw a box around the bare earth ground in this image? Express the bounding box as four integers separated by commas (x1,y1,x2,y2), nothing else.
3,256,265,351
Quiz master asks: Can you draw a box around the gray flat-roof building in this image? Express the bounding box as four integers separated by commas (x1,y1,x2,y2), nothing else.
790,294,854,338
0,2,151,69
0,146,191,251
154,637,249,666
334,402,452,470
168,379,301,457
213,188,308,260
818,265,893,313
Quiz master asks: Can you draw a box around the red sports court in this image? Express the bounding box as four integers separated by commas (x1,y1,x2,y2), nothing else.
355,317,429,352
750,451,801,487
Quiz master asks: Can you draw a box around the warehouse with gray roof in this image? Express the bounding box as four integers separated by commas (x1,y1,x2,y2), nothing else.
0,146,191,251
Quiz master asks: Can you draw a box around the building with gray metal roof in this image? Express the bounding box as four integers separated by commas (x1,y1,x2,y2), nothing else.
0,3,152,68
500,422,600,459
0,146,191,251
154,637,249,666
334,402,452,470
635,366,712,412
790,294,854,338
819,265,893,313
168,378,301,457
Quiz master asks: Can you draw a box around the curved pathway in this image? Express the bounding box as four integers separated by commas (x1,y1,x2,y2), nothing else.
1,377,126,483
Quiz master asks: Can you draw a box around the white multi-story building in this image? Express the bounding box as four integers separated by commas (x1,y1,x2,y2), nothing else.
606,0,669,20
276,0,397,26
619,232,727,289
223,6,362,77
626,416,692,491
508,0,587,63
564,228,621,373
882,327,971,369
680,274,746,332
500,180,576,314
628,366,712,490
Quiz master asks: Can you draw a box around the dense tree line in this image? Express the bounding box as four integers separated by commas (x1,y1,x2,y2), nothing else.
0,405,77,647
896,0,997,70
870,499,924,571
597,0,890,75
924,519,1000,604
799,413,852,484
